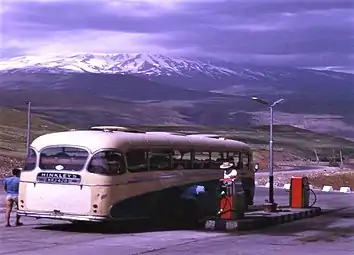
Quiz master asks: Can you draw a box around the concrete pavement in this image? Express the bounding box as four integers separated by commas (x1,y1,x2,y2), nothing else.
0,188,353,255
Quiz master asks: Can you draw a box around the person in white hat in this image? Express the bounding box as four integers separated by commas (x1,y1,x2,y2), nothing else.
220,162,238,179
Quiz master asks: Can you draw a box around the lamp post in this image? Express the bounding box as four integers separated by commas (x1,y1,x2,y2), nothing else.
252,96,284,212
26,101,32,157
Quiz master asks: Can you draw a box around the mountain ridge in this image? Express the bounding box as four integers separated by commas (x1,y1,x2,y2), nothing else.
1,53,354,138
2,53,351,78
0,53,238,76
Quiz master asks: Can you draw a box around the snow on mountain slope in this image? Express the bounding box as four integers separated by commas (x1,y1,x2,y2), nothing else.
0,53,240,78
1,53,351,87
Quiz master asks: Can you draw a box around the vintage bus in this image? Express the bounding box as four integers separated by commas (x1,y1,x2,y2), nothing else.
17,127,258,224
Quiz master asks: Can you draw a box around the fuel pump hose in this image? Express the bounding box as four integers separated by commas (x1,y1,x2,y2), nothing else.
309,188,317,207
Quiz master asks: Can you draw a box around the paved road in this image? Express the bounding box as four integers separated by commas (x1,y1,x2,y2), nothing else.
0,188,353,255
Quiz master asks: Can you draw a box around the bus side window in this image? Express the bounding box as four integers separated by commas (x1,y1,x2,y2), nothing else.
126,149,149,172
172,150,192,169
193,152,211,169
149,149,172,171
241,152,250,170
88,151,126,175
208,152,220,168
23,148,37,171
216,152,227,163
230,152,241,169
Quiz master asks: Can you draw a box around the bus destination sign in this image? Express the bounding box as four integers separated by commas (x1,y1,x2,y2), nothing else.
36,172,81,184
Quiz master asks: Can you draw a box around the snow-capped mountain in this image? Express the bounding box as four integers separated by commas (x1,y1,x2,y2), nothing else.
1,53,351,91
1,52,353,94
0,53,240,77
1,53,354,137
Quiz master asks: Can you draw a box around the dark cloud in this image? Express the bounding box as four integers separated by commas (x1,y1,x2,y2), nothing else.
1,0,354,66
2,1,208,35
181,0,354,17
167,26,353,54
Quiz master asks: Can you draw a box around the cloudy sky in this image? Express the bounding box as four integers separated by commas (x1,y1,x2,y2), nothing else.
0,0,353,67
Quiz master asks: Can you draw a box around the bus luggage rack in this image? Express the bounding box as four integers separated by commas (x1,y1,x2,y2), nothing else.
90,126,146,133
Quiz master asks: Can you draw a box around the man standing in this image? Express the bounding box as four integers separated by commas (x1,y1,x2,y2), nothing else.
3,168,22,227
220,162,238,179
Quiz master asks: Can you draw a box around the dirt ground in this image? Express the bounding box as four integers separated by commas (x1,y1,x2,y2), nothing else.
308,171,354,190
0,155,24,178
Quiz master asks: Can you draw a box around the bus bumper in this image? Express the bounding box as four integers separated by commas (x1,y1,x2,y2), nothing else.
17,210,108,222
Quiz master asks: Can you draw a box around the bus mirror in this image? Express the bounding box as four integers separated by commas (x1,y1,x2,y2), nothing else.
254,163,260,172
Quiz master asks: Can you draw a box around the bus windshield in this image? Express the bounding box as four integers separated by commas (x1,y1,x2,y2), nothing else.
39,146,89,171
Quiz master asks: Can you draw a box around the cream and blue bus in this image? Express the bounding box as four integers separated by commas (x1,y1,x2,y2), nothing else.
17,126,257,224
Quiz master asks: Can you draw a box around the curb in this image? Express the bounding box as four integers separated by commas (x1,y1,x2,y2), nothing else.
205,207,321,231
256,183,353,194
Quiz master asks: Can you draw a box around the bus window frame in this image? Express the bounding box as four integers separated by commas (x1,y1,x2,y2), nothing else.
148,149,174,171
22,147,39,171
193,150,212,169
87,149,127,176
38,145,91,172
126,148,192,172
172,149,192,170
241,151,252,171
125,148,149,173
193,150,244,169
124,147,254,172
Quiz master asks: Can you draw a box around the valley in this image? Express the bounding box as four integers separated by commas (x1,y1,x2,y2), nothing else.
2,104,354,178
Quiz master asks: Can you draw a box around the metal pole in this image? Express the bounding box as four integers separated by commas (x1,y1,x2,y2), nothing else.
340,150,344,169
269,106,274,204
26,101,32,156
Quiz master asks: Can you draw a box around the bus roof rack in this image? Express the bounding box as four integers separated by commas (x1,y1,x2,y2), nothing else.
187,134,226,139
90,126,146,133
145,131,187,136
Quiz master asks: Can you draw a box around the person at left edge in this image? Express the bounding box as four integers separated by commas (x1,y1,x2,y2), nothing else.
3,168,23,227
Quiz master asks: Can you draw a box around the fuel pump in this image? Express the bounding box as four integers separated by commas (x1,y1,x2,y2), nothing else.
289,176,311,208
217,162,246,220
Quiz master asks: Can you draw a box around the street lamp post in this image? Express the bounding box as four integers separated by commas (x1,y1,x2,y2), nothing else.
252,96,284,212
26,101,32,157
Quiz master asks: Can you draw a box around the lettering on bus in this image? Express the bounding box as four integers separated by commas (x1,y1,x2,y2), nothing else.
36,172,81,184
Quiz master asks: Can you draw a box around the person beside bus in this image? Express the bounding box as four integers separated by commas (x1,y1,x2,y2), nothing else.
3,168,23,227
220,162,238,179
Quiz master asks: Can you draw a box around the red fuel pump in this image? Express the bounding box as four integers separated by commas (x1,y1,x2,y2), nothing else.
289,176,310,208
218,178,246,220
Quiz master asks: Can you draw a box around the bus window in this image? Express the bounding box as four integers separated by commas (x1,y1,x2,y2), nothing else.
23,148,37,171
241,152,250,170
149,149,172,171
88,151,126,175
216,152,228,163
39,147,89,171
126,149,148,172
193,152,211,169
210,152,222,168
172,150,192,169
228,152,241,169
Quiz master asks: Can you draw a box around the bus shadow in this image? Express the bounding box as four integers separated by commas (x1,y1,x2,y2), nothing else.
34,220,202,234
